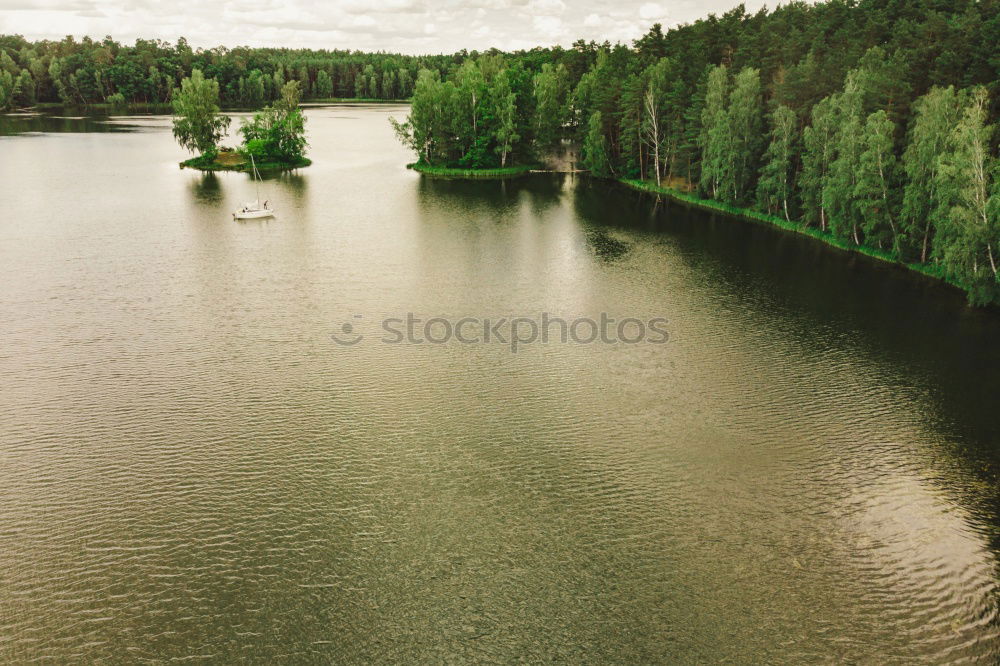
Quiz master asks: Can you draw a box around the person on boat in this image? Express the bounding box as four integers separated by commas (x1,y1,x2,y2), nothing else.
263,200,269,209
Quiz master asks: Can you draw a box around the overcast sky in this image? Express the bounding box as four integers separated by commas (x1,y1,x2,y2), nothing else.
0,0,768,54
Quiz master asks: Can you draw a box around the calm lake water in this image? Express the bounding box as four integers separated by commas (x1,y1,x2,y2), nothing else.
3,105,1000,662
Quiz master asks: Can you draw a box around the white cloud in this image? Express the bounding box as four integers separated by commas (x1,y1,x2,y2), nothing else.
0,0,769,53
639,3,667,20
526,0,565,16
532,15,565,37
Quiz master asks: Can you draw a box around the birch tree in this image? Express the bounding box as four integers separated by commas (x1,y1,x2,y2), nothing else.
901,86,962,262
800,96,838,230
699,64,729,198
855,110,901,253
935,87,999,304
756,104,798,220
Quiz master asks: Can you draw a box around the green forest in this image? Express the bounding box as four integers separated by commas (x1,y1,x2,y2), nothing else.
390,0,1000,306
0,35,456,108
4,0,1000,304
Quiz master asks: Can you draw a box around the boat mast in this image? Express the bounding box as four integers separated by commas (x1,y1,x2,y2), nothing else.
250,153,261,203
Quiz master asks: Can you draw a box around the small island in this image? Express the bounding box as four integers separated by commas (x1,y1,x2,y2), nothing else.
173,70,309,172
181,150,311,172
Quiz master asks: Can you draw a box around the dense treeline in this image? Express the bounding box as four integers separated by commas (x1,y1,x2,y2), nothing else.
0,32,602,110
0,34,478,108
391,0,1000,305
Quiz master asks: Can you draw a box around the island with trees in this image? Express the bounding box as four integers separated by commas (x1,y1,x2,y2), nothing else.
172,70,309,172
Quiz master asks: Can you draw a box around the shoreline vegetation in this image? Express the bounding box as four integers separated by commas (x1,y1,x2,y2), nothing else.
618,177,957,291
383,0,1000,307
8,97,408,115
180,149,311,172
407,162,539,179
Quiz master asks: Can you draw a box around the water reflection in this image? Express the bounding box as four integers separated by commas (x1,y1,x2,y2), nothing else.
189,172,223,204
0,110,150,135
2,105,1000,662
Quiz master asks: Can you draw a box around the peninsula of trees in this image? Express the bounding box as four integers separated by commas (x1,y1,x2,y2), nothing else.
386,0,1000,306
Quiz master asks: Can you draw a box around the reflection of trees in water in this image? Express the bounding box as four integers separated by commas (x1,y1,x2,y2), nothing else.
415,173,565,217
189,172,222,204
571,176,675,234
585,228,630,261
0,111,142,136
254,170,308,207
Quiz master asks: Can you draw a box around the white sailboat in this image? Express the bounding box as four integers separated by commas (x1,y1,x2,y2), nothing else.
233,154,275,219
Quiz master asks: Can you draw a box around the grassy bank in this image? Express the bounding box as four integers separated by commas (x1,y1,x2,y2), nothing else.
307,97,410,104
408,162,540,179
180,150,311,172
619,178,962,294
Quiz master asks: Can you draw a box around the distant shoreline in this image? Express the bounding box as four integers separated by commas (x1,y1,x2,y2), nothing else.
15,99,410,115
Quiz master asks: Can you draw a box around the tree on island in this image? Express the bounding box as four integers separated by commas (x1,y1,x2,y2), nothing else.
390,56,535,170
171,69,230,158
238,80,308,165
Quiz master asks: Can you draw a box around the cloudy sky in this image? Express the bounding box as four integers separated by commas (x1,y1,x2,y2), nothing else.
0,0,766,53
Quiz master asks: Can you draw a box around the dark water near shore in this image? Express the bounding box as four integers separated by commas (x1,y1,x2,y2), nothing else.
2,105,1000,662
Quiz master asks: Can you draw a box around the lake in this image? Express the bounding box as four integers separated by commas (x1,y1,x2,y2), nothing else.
2,104,1000,662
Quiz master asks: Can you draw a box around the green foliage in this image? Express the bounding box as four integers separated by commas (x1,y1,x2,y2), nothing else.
0,69,16,111
721,67,764,205
934,87,1000,305
699,64,729,198
390,56,534,169
238,81,308,163
407,162,537,178
533,63,569,150
825,85,864,244
314,69,333,98
14,69,34,106
582,111,611,178
171,68,231,157
800,96,838,231
901,86,962,262
756,105,798,220
855,110,901,255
